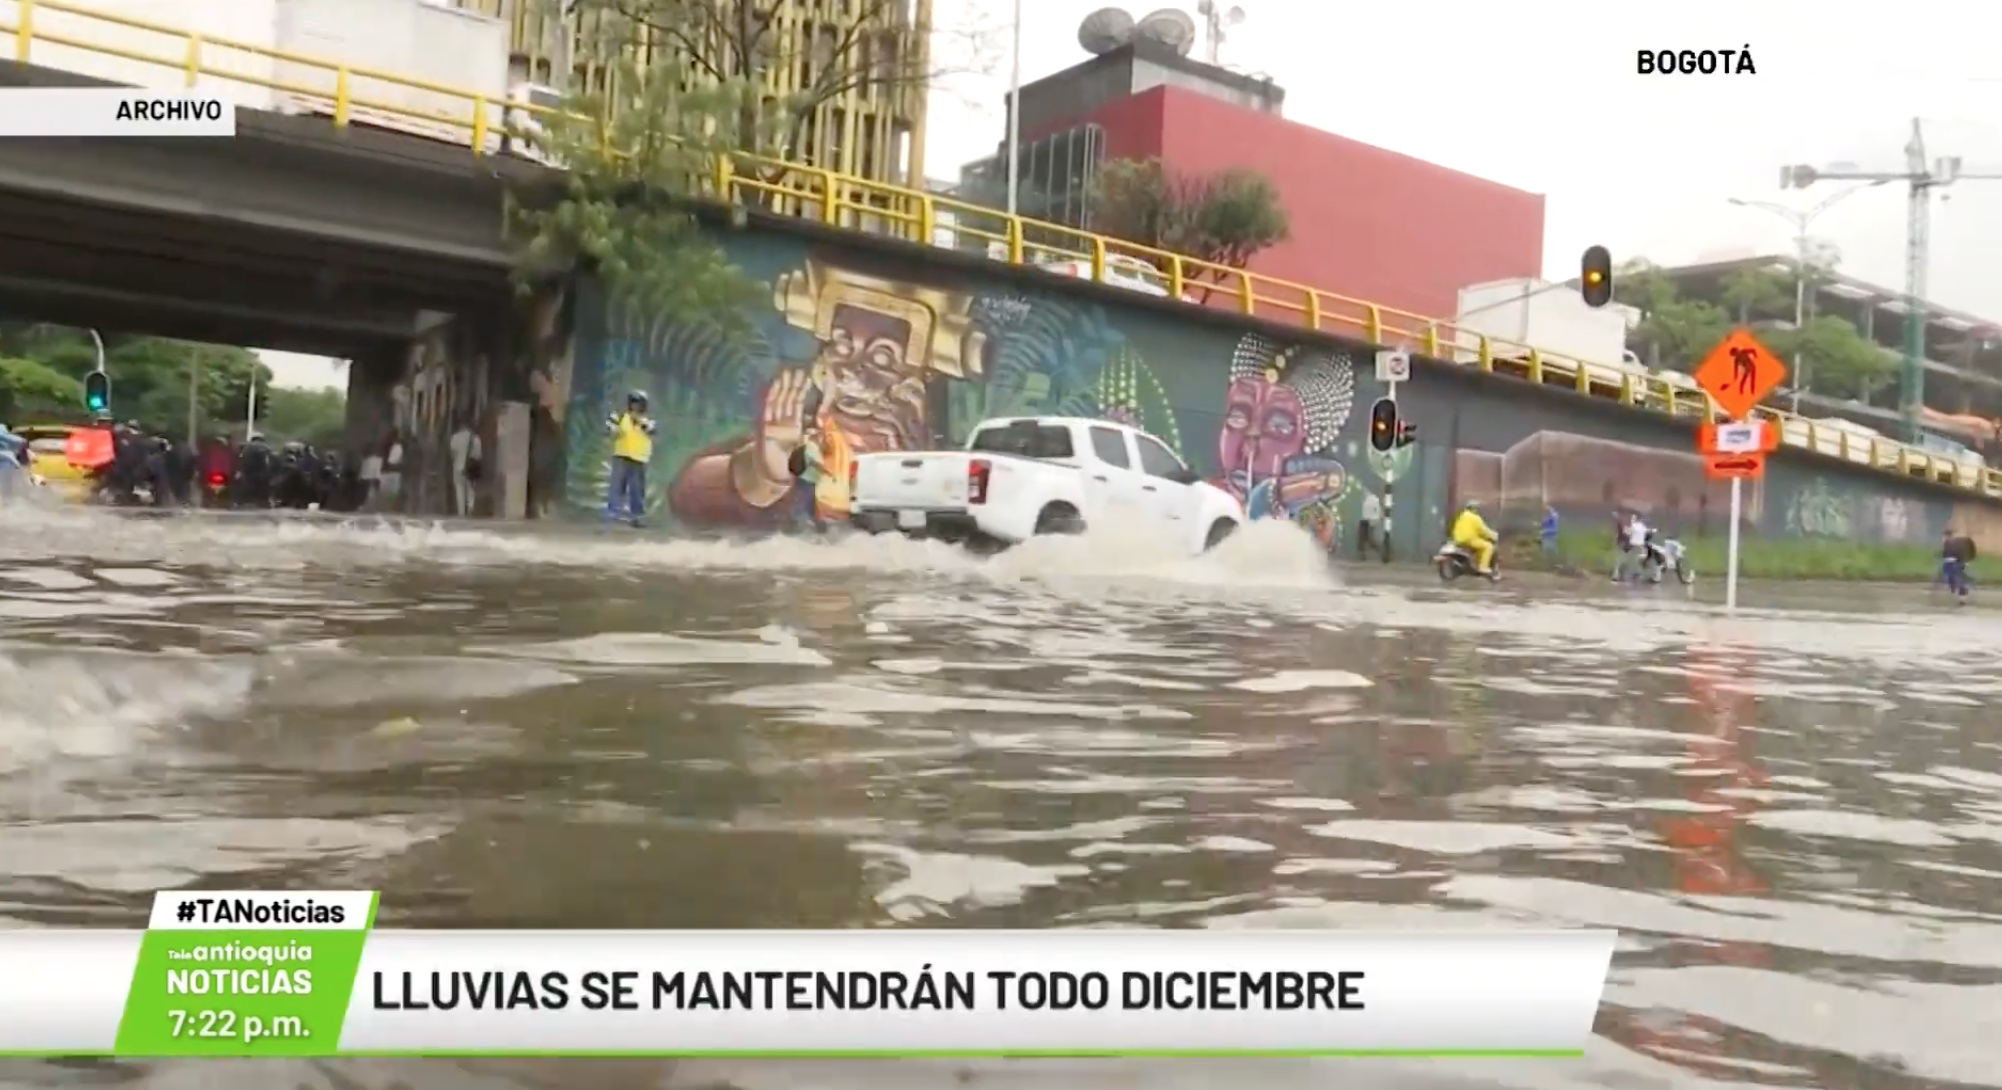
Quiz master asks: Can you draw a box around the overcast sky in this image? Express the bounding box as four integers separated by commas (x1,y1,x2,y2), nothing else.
927,0,2002,319
255,350,346,391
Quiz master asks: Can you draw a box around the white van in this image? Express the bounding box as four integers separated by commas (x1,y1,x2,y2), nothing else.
502,82,563,165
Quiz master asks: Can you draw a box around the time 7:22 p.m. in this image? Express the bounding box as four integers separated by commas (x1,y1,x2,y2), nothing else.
166,1009,308,1042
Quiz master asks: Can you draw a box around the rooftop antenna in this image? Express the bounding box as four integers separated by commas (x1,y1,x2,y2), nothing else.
1194,0,1245,65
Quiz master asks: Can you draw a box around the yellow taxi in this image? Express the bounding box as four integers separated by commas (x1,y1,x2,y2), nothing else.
12,423,97,502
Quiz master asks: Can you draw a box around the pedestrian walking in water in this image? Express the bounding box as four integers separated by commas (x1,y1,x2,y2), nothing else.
1540,506,1560,557
1940,526,1976,603
1356,490,1383,558
602,390,656,526
379,430,405,514
449,417,482,518
787,427,827,532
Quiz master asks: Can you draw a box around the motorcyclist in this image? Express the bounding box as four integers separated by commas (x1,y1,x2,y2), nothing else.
107,420,146,500
234,432,273,508
1448,500,1499,577
1616,512,1651,582
0,424,26,499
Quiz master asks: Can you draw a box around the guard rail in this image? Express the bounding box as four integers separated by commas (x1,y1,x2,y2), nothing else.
6,0,1999,499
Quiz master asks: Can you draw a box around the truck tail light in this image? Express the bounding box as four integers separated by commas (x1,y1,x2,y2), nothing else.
967,458,991,505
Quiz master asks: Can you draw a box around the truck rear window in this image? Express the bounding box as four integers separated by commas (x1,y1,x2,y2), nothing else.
970,423,1074,459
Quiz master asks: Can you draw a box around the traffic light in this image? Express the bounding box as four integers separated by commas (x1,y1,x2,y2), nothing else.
83,370,109,415
1580,245,1613,308
1395,420,1417,448
1368,397,1398,453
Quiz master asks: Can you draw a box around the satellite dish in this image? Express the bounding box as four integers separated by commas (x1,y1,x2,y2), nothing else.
1077,7,1136,55
1135,7,1197,55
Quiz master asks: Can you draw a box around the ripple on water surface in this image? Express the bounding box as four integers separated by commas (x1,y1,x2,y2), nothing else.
0,508,1998,1090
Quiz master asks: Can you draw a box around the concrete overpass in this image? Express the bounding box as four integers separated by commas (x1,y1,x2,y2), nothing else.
0,59,540,357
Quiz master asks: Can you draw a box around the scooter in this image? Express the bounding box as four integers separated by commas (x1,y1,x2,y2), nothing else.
1637,536,1696,585
1435,541,1501,583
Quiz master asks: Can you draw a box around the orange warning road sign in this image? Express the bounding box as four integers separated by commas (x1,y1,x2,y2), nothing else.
1698,420,1779,455
1704,452,1765,480
1691,328,1787,420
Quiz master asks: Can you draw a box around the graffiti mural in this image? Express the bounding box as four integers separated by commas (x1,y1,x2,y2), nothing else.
1213,334,1359,549
560,237,1191,532
549,218,2002,548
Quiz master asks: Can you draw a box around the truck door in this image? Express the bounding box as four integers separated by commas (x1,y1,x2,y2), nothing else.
1132,433,1197,529
1084,424,1146,522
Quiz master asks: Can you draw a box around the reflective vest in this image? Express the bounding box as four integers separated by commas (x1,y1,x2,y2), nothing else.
610,413,652,463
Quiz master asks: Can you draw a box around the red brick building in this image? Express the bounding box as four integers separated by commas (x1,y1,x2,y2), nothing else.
963,41,1545,322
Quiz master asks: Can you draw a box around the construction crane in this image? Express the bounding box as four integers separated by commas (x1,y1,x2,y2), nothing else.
1780,118,2002,442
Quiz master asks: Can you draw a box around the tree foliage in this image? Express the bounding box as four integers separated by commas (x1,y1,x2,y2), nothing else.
1086,157,1290,282
1612,260,1893,402
0,357,84,421
264,386,348,448
507,53,770,332
508,0,995,329
0,323,271,436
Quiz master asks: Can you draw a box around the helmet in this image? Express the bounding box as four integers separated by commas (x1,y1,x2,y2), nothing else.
627,389,648,409
1462,499,1481,510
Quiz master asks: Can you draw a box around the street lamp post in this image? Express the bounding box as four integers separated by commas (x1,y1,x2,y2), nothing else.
1726,181,1883,412
1004,0,1022,216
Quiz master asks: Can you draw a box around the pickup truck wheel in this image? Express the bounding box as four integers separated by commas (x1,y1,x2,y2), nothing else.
1034,503,1084,536
1204,519,1238,551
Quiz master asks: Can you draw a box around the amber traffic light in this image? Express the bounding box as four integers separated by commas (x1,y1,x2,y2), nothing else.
1581,245,1613,308
1368,397,1398,453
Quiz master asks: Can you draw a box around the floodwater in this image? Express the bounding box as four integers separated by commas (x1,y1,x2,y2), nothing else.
0,503,1998,1090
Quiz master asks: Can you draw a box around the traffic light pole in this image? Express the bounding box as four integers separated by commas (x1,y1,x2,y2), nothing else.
1381,377,1397,564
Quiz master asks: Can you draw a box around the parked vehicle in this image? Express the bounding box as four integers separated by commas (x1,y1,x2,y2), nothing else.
1031,256,1197,302
847,417,1244,555
502,81,563,165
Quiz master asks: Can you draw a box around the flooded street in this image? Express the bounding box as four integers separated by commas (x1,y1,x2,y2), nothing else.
1,506,1998,1090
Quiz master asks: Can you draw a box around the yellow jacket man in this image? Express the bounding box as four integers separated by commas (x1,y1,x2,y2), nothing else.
1449,500,1498,575
603,390,657,525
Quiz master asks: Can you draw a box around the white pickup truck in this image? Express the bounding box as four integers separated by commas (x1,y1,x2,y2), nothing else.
846,417,1246,555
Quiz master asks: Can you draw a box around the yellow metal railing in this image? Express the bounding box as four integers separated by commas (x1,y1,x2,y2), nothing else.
7,0,2001,500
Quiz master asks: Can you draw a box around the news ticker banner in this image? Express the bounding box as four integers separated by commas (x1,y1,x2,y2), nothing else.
0,88,235,137
0,891,1614,1058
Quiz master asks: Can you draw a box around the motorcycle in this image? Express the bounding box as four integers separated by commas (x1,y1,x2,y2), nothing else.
1633,535,1696,585
1435,541,1501,583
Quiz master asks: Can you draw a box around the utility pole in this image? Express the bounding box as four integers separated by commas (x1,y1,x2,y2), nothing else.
1780,119,2002,442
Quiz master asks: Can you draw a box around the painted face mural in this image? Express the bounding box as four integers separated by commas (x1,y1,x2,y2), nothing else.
664,261,984,530
1214,334,1356,535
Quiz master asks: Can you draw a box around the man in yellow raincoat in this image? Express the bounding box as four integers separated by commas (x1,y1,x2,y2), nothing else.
1449,500,1498,576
